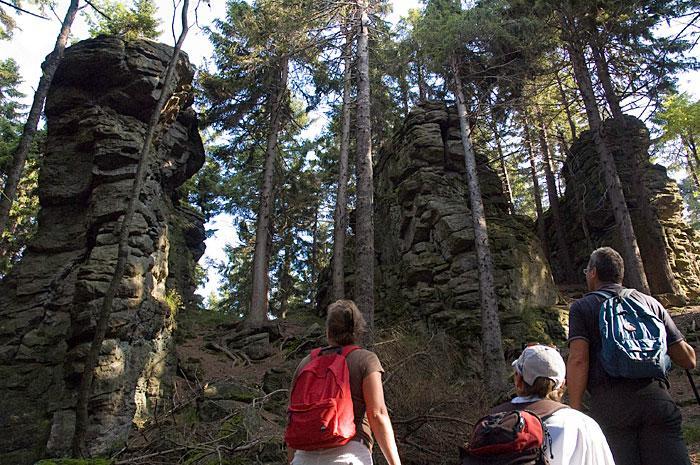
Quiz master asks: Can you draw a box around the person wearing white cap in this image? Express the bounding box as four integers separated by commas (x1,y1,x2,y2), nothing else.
488,345,616,465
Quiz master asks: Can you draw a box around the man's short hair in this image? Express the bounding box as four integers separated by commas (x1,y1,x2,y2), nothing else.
589,247,625,283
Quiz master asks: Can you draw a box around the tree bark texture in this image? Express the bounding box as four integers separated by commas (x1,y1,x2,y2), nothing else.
536,109,574,282
0,0,80,241
280,230,293,319
555,69,577,140
248,55,289,328
451,58,508,396
355,3,375,342
591,35,680,296
686,134,699,165
523,117,549,260
331,24,353,302
72,0,190,455
564,29,650,294
417,61,427,102
310,207,319,303
490,115,514,213
685,148,700,190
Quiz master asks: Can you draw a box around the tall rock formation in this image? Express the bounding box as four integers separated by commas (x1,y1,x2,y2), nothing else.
545,116,700,303
0,36,205,463
372,103,560,367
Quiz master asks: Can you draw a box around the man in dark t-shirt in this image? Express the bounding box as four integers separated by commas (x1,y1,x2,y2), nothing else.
567,247,696,465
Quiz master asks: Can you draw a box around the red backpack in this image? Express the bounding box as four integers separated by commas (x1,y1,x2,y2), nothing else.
459,400,566,465
285,345,360,450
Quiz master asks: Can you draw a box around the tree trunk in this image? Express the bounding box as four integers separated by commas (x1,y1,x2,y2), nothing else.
451,57,508,397
555,68,577,140
592,33,681,296
685,146,700,190
355,2,374,342
248,55,289,328
72,0,190,455
563,25,650,294
490,114,514,213
399,74,410,116
523,116,549,259
536,108,574,282
331,24,353,301
417,61,427,102
0,0,80,240
280,229,293,319
310,207,319,303
590,42,623,119
684,133,700,166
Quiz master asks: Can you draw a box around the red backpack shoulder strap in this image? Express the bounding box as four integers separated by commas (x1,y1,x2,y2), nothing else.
526,399,568,420
309,347,323,359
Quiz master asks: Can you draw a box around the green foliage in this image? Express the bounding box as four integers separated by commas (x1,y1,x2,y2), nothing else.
83,0,160,40
655,93,700,146
678,177,700,230
0,0,20,40
164,288,184,315
653,93,700,223
0,58,40,278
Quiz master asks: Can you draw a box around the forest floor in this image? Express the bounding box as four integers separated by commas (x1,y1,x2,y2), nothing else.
113,302,700,465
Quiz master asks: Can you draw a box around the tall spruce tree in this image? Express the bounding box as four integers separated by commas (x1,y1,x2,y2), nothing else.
415,0,509,396
354,0,375,340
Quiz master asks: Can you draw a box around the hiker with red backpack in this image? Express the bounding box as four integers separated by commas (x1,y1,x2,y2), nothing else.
285,299,402,465
461,344,615,465
568,247,697,465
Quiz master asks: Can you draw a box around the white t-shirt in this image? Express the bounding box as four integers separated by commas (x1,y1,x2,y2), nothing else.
511,396,616,465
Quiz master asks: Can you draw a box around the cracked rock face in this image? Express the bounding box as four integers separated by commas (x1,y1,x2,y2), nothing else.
0,36,205,464
372,102,560,368
546,116,700,304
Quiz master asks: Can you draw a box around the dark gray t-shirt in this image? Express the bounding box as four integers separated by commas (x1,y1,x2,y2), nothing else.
568,283,684,395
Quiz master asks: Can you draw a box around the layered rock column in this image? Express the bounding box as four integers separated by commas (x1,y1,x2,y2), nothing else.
546,116,700,303
0,36,205,463
372,103,560,366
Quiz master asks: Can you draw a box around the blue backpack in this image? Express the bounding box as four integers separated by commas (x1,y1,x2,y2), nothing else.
593,289,671,379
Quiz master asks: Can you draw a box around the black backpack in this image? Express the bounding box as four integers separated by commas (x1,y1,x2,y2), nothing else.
459,399,567,465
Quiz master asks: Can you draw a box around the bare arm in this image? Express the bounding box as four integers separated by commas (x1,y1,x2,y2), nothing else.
567,339,590,411
668,340,696,370
363,371,401,465
287,447,295,464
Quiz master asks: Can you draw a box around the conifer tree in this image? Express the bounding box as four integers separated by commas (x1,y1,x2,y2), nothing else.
331,17,353,301
415,0,509,395
355,0,375,339
655,93,700,189
83,0,160,39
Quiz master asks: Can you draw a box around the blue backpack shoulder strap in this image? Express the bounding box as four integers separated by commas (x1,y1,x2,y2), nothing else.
590,290,615,301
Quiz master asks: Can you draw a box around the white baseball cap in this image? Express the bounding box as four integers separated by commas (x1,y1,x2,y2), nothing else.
512,345,566,389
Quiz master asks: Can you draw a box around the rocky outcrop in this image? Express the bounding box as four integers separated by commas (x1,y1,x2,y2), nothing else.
545,116,700,303
370,102,561,367
0,36,205,464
